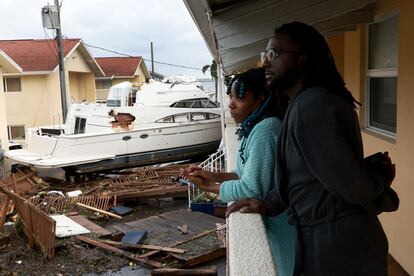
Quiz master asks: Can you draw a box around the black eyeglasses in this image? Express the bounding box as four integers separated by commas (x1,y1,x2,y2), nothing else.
260,48,302,63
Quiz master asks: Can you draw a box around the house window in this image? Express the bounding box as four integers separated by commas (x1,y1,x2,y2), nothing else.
74,117,86,134
366,14,399,135
3,77,22,92
101,79,112,89
7,125,25,140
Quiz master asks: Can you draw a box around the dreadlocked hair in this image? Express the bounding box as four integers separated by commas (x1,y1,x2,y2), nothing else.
275,22,360,108
227,67,288,120
226,68,268,100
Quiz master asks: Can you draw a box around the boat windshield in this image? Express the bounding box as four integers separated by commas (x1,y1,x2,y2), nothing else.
169,98,219,108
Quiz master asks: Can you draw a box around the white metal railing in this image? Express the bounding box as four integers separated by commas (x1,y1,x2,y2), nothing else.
199,147,226,172
187,148,226,208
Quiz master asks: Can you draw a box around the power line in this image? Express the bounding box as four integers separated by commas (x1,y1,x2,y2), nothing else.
82,42,209,72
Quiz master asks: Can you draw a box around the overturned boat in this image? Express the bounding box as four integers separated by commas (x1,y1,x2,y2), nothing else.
5,80,222,174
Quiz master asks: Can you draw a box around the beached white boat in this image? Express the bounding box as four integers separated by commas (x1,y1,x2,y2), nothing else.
5,80,222,174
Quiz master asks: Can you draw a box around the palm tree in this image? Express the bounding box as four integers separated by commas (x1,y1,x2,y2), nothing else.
202,60,218,102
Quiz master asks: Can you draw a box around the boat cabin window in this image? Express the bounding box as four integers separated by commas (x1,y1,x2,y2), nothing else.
190,112,220,121
191,113,206,121
174,113,189,123
169,98,219,108
74,117,87,134
201,99,219,108
156,112,220,123
107,99,121,107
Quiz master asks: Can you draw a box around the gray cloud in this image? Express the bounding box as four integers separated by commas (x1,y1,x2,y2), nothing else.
0,0,213,78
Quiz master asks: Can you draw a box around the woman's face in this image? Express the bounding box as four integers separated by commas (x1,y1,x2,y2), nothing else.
228,83,264,124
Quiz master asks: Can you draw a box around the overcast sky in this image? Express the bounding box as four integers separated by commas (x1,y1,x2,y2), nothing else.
0,0,214,78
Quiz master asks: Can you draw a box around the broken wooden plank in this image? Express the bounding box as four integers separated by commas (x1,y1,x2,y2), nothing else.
139,226,225,259
151,266,217,275
113,186,188,200
76,235,162,268
181,249,226,268
76,203,122,219
0,197,11,232
68,215,112,237
100,239,186,254
11,174,18,194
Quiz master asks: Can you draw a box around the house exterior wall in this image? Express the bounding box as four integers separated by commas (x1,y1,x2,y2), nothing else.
4,74,61,145
68,72,96,103
3,47,98,145
0,69,9,150
133,65,148,84
112,78,131,86
341,0,414,273
327,34,345,77
66,48,97,103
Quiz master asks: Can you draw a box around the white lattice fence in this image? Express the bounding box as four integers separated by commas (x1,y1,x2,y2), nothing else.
187,149,226,208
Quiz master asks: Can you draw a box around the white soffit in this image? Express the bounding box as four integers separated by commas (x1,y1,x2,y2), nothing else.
184,0,376,74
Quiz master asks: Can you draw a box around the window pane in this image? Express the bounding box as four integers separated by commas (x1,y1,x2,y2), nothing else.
5,77,22,92
191,100,202,108
369,15,399,69
9,126,25,139
102,80,112,89
174,114,188,122
369,77,397,133
191,113,206,121
74,118,87,134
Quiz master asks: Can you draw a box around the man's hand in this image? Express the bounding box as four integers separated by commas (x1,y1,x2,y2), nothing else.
364,151,396,186
225,199,269,218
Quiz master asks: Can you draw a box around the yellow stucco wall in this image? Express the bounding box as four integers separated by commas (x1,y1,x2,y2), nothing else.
342,0,414,273
68,72,96,103
112,78,130,86
0,70,9,150
65,48,93,73
66,48,97,103
5,74,59,130
326,34,345,77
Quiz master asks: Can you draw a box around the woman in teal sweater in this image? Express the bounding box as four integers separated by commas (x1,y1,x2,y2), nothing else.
184,68,296,276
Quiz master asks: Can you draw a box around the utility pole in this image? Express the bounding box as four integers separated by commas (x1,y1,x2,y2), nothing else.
54,0,68,122
42,1,68,123
150,42,155,77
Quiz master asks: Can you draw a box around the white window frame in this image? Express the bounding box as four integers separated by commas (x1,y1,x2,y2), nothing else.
3,77,22,92
365,13,399,138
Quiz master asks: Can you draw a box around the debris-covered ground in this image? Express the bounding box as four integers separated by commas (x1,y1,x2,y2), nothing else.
0,164,226,276
0,198,196,275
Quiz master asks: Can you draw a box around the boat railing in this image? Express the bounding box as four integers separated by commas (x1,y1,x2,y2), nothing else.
187,148,226,208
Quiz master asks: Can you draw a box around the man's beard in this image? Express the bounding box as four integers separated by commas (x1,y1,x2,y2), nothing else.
268,67,302,95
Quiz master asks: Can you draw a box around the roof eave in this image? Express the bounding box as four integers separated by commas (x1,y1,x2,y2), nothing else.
184,0,376,74
0,50,23,73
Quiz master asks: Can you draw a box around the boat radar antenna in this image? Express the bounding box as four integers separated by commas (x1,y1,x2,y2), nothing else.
41,0,68,122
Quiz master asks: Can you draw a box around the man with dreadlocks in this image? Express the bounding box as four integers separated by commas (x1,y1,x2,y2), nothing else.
183,67,296,276
226,22,397,276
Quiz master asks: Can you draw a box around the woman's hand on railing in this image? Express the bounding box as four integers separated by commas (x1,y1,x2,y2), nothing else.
225,199,268,218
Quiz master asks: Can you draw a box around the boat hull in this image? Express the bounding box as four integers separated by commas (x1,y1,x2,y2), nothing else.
65,140,221,174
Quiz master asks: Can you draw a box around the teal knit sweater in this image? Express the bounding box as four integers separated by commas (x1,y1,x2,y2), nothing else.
220,117,296,276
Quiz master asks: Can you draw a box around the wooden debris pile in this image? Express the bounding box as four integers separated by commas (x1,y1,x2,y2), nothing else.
76,209,226,270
